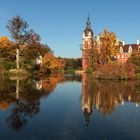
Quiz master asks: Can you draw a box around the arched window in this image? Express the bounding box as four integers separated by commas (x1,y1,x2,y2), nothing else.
128,46,132,53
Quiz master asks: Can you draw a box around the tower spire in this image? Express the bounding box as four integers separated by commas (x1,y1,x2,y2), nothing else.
86,14,91,29
88,13,90,21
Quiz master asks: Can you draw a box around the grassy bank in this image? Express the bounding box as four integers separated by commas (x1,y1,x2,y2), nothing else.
2,69,31,78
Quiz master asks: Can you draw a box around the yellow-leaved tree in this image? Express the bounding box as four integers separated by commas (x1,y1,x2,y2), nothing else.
0,36,15,58
41,53,58,73
99,30,119,64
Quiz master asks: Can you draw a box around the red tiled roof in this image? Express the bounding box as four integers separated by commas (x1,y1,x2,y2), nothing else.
123,44,139,52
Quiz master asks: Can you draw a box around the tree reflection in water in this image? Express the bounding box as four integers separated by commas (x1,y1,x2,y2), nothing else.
82,74,140,126
0,74,65,131
1,74,140,131
0,74,81,131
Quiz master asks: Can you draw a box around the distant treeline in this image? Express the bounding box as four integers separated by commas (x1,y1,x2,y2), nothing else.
57,57,82,70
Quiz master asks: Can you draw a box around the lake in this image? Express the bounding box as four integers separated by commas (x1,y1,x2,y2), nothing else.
0,74,140,140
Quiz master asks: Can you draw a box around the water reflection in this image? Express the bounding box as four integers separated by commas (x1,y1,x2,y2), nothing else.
82,74,140,126
0,76,55,131
0,74,140,135
0,74,81,131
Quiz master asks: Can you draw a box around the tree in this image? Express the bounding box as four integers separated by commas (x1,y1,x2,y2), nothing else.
0,36,13,48
85,38,99,70
7,16,29,43
129,52,140,74
56,57,65,70
7,16,42,70
21,29,41,60
0,36,16,70
0,36,15,59
98,30,119,64
7,16,29,69
41,53,58,73
129,52,140,67
40,44,53,57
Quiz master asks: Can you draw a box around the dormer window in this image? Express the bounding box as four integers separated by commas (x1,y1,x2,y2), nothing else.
119,46,123,53
128,45,132,53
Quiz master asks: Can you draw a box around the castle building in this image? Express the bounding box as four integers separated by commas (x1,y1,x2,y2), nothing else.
116,41,140,63
82,17,140,67
82,16,94,71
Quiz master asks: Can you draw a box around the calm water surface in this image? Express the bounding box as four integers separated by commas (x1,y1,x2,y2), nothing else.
0,74,140,140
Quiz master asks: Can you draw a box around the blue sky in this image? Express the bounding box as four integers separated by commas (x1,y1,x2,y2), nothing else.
0,0,140,58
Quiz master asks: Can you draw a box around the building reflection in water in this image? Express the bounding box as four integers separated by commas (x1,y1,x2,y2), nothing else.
82,74,140,126
82,74,94,127
0,74,140,131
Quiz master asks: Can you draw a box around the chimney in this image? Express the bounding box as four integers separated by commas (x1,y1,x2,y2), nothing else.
137,40,139,45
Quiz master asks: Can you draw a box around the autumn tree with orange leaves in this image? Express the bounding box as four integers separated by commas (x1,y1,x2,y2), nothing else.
0,36,17,70
0,36,13,48
98,30,119,64
41,53,58,73
0,36,15,58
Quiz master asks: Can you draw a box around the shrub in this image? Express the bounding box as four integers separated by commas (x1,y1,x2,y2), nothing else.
129,52,140,67
93,62,136,79
129,52,140,75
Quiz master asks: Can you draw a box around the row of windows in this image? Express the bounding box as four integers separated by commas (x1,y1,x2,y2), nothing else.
117,54,127,59
120,46,140,53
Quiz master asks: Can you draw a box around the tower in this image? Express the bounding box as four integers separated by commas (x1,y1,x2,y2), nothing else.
82,16,94,71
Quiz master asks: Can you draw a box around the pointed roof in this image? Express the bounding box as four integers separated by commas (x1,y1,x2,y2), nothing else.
83,108,92,128
84,15,94,37
86,15,91,29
